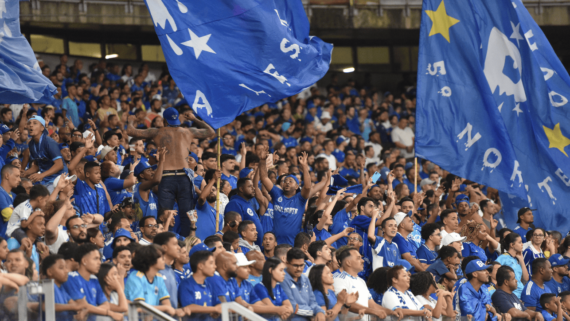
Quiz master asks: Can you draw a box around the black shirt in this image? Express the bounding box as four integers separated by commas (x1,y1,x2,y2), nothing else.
492,288,528,321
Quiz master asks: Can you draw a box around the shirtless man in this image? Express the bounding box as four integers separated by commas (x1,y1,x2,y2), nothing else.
127,107,214,236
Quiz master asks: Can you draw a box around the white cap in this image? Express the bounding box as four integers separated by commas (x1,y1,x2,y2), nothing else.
99,146,118,159
442,233,466,246
394,212,408,227
53,174,77,189
235,253,256,267
321,111,331,120
420,178,436,188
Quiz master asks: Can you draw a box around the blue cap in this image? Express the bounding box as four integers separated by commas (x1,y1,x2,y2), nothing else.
189,243,215,257
240,167,253,179
307,101,315,109
300,137,313,144
84,155,97,162
0,124,10,134
189,152,199,163
336,136,348,146
28,115,46,127
465,259,491,275
281,122,291,132
327,184,363,195
405,162,414,170
134,161,157,177
6,156,17,164
455,194,470,205
59,143,69,150
112,228,135,248
163,107,181,126
549,254,570,267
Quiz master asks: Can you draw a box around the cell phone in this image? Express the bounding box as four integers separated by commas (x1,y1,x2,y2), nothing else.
371,171,381,183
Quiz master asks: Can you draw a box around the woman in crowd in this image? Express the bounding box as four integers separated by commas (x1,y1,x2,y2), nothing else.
523,228,546,275
367,267,390,305
461,221,498,263
96,263,128,318
559,236,570,260
410,271,455,321
495,232,528,298
308,264,358,321
253,257,294,321
0,236,8,273
88,228,106,261
382,265,432,320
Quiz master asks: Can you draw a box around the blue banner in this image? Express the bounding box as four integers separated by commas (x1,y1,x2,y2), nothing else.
416,0,570,231
0,0,56,103
143,0,332,129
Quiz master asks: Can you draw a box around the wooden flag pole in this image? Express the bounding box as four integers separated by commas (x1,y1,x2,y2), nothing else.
215,128,221,232
414,157,418,194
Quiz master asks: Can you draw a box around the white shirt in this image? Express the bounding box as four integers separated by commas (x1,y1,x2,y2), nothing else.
316,153,337,170
365,142,383,159
334,271,372,320
416,295,441,321
391,126,415,159
47,225,70,254
139,238,152,245
6,200,33,237
383,287,424,320
316,121,333,132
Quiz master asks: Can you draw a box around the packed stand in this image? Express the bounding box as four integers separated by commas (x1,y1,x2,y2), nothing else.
0,54,567,321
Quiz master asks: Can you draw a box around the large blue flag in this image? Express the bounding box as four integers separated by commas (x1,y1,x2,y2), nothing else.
143,0,332,129
0,0,56,103
416,0,570,232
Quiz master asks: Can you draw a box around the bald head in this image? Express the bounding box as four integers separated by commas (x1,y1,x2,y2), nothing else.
246,250,265,272
216,251,238,280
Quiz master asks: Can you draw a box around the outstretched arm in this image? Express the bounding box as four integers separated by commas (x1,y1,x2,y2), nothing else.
128,116,159,139
185,111,215,139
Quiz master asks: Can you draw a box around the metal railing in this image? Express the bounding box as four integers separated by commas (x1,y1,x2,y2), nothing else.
128,301,177,321
16,279,56,321
221,302,266,321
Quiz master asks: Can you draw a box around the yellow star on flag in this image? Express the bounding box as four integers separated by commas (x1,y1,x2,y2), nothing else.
543,123,570,157
425,0,460,42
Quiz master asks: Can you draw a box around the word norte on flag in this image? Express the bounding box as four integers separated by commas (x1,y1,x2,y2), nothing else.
0,0,57,103
416,0,570,231
143,0,333,129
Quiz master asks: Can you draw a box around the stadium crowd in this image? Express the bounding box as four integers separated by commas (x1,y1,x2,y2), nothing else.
0,54,568,321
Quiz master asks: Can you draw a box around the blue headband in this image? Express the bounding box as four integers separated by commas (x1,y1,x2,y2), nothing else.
286,174,299,185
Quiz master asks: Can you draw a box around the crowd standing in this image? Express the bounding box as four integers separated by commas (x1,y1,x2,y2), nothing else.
0,54,568,321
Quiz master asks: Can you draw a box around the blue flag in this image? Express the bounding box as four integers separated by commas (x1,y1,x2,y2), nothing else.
0,0,56,103
416,0,570,232
143,0,332,129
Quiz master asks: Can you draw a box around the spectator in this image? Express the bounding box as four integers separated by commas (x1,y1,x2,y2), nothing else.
417,223,441,265
234,253,260,305
458,259,499,321
410,271,455,321
514,208,535,243
153,232,181,309
87,227,106,260
0,165,19,238
178,248,220,317
524,228,547,275
6,184,49,239
246,250,265,286
309,264,357,321
111,246,132,280
492,265,543,320
196,169,224,240
426,245,461,283
101,158,138,206
95,263,128,316
545,254,570,294
496,233,529,298
521,258,553,312
392,212,424,272
225,177,264,247
210,251,253,310
262,231,278,259
540,294,563,321
73,161,110,216
253,257,294,321
305,241,331,276
138,216,158,245
238,220,259,254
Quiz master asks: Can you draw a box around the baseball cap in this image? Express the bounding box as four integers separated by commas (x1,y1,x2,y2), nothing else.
0,124,10,134
163,107,181,126
335,136,348,146
394,212,408,227
134,161,157,177
53,174,77,188
58,143,70,151
455,194,469,205
465,259,491,275
307,101,315,109
549,254,570,267
189,243,215,257
28,115,46,127
321,111,331,120
239,167,253,179
112,228,135,248
517,207,536,223
236,253,256,267
420,178,436,188
441,232,466,246
99,146,118,159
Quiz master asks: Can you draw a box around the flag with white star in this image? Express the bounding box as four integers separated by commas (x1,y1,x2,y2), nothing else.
416,0,570,230
0,0,56,103
143,0,332,129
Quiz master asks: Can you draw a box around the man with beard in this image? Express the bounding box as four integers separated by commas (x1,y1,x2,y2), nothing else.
196,169,224,240
545,254,570,295
339,151,360,179
456,194,483,228
66,216,88,243
514,207,535,243
458,259,499,320
134,148,166,219
138,216,158,245
210,251,254,310
225,177,263,247
522,258,554,312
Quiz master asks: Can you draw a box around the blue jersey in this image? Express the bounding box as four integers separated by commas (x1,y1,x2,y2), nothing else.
125,271,170,305
393,233,418,271
54,283,74,321
260,203,274,234
513,225,531,243
338,167,360,179
496,254,525,298
63,272,107,306
0,186,13,238
417,244,437,265
426,259,450,283
330,209,352,247
178,276,214,316
253,283,289,321
314,289,339,321
281,136,298,148
521,280,552,312
103,177,129,206
523,245,545,276
462,242,488,263
225,195,263,247
545,277,570,295
174,267,192,286
159,265,179,308
195,200,223,241
74,180,110,215
407,222,422,251
221,174,238,190
236,279,260,304
542,310,558,321
314,226,334,247
208,274,240,305
372,237,401,270
28,132,67,184
269,186,307,245
332,149,345,163
369,288,383,305
134,183,158,218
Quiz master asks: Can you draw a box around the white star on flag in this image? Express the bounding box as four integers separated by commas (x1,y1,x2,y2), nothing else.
181,28,216,59
510,21,524,47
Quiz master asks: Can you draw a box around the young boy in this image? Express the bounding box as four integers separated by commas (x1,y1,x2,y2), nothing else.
5,185,50,238
173,240,191,286
234,253,260,305
541,293,564,321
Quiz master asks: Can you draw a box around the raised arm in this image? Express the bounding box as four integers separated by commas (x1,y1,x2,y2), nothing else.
298,152,312,200
46,199,72,245
68,134,93,174
198,169,221,206
140,148,166,192
252,167,269,215
257,146,274,192
239,143,247,171
123,157,141,188
185,110,215,139
127,115,159,139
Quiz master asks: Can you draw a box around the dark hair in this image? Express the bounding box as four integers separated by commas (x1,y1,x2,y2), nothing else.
58,242,79,260
479,199,492,210
560,291,570,301
29,184,50,200
108,212,127,233
338,247,358,266
387,265,406,287
223,231,240,244
1,164,17,179
75,243,99,264
204,235,222,248
41,254,64,277
308,241,328,260
308,265,330,308
531,258,549,275
410,271,437,296
153,232,176,246
440,209,457,222
96,263,116,290
133,244,163,273
294,232,311,248
286,247,306,262
190,250,213,272
559,236,570,255
501,233,522,253
496,265,515,287
421,223,440,241
13,193,30,208
84,161,100,174
367,267,390,295
357,197,376,213
274,244,292,259
237,178,251,190
540,293,556,310
87,228,101,244
437,246,459,261
381,217,396,229
262,257,283,300
112,246,131,259
140,216,156,228
238,220,255,237
224,211,241,226
202,152,217,161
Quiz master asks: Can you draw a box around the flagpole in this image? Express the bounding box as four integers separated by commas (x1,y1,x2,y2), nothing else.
414,157,418,194
216,128,221,232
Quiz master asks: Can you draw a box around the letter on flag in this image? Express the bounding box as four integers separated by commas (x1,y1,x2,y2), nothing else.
142,0,333,129
416,0,570,231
